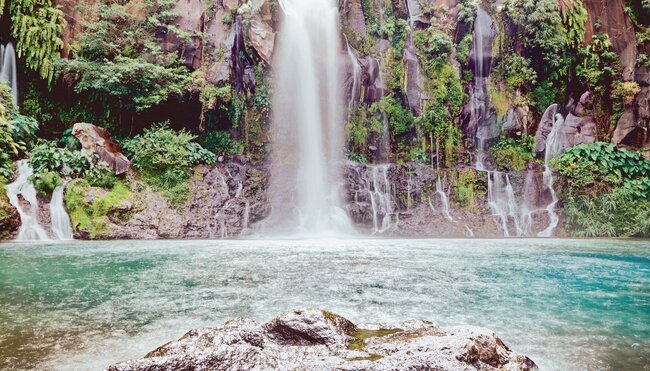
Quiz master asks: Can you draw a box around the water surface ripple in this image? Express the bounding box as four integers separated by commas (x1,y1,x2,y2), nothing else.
0,239,648,370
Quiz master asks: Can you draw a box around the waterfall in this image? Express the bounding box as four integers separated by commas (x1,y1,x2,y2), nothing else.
436,175,453,222
269,0,353,235
6,161,50,241
0,43,18,106
538,114,564,237
343,35,361,111
469,7,496,169
486,171,534,237
50,184,74,240
355,164,397,234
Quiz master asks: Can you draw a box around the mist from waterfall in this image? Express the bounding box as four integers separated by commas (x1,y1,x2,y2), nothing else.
268,0,353,236
1,43,18,106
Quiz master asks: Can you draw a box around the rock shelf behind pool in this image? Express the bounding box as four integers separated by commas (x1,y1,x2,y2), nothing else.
108,309,538,371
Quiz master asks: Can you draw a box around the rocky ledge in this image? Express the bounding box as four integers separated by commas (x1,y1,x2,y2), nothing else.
108,309,537,371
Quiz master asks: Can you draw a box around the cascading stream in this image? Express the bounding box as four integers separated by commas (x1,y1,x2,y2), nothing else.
538,114,564,237
268,0,353,236
6,160,50,241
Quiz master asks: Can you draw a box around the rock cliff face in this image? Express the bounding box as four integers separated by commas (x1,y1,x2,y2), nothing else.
70,160,562,239
108,308,538,371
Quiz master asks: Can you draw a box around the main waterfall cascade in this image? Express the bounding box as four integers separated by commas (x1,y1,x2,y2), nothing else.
0,43,18,106
268,0,354,235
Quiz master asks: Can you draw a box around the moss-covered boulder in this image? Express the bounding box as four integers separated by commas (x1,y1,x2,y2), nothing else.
0,181,19,240
65,179,135,239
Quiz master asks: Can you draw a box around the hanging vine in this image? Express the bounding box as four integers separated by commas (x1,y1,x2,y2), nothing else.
9,0,67,82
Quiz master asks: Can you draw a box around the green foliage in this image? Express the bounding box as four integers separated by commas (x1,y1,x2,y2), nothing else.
65,179,132,239
57,0,191,115
199,131,243,156
576,34,620,96
493,54,537,92
9,0,66,82
561,0,588,48
456,33,473,66
379,15,409,55
0,83,39,179
413,28,454,74
59,56,190,112
551,142,650,199
376,95,415,158
452,168,486,208
28,140,117,194
488,136,534,171
121,123,215,205
562,189,650,237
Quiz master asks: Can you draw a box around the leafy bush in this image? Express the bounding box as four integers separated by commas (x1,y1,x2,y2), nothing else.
452,168,486,208
413,29,454,73
0,83,39,179
551,142,650,197
28,140,116,194
199,131,244,156
56,0,191,117
489,136,534,171
121,123,215,205
562,189,650,237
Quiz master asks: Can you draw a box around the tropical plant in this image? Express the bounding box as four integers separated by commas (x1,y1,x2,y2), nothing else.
121,123,215,205
488,136,535,171
9,0,66,82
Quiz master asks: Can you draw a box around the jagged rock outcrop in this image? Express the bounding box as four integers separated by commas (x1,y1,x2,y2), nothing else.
535,93,596,155
613,68,650,157
108,308,538,371
70,161,269,239
72,123,131,175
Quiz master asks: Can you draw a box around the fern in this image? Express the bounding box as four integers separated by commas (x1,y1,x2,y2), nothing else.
9,0,67,82
561,0,588,48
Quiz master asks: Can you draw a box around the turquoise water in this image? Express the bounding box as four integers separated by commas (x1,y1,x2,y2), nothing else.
0,239,648,370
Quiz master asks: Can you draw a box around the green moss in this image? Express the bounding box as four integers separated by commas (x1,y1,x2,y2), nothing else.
347,354,384,362
347,328,403,351
65,179,132,239
489,86,510,118
451,168,487,208
488,136,534,171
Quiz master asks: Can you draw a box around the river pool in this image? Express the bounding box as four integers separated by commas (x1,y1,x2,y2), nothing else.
0,238,648,370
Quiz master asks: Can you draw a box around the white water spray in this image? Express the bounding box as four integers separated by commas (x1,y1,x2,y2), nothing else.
6,161,50,240
268,0,353,235
0,43,18,106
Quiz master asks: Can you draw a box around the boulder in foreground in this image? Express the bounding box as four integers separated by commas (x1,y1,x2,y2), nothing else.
108,308,538,371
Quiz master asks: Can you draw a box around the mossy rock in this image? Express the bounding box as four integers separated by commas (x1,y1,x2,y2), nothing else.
65,179,134,239
0,182,19,240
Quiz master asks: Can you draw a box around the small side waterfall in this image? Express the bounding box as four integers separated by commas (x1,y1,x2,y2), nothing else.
50,184,74,240
435,176,453,222
486,172,534,237
538,114,564,237
6,161,50,241
0,43,18,106
364,165,397,234
268,0,353,235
